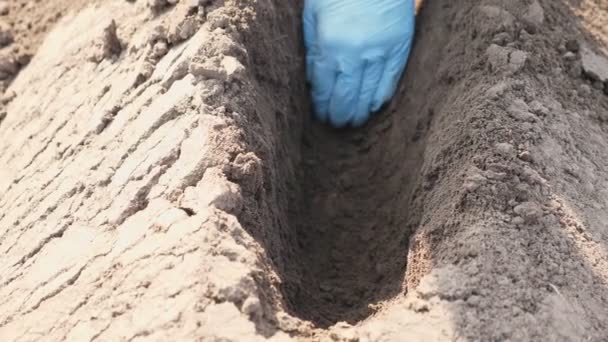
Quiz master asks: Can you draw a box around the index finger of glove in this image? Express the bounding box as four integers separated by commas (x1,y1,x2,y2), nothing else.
328,65,364,128
372,41,412,112
352,58,385,127
303,0,317,48
303,0,318,82
311,59,338,122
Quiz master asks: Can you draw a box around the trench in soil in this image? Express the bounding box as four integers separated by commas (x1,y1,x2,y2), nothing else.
280,0,450,327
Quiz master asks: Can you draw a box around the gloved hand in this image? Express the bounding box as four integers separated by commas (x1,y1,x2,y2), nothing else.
304,0,415,128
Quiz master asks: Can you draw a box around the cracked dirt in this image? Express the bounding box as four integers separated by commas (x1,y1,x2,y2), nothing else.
1,0,608,341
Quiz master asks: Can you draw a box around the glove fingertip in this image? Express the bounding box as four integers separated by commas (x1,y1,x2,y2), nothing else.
351,111,371,127
306,58,314,82
312,99,330,122
372,68,402,112
371,99,383,112
371,92,390,112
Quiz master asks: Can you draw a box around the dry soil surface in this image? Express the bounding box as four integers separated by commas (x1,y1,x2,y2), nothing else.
1,0,608,341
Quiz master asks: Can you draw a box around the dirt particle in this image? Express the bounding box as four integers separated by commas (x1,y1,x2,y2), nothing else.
147,0,178,12
168,16,199,43
563,51,576,61
148,25,168,45
190,55,244,82
565,39,580,53
150,39,169,60
406,297,431,313
180,168,243,215
221,56,244,79
467,295,482,307
0,52,17,80
241,296,262,318
529,101,549,117
0,89,15,104
464,172,487,192
230,152,263,194
89,19,122,63
479,5,515,31
0,20,13,47
567,60,583,78
509,50,528,72
581,47,608,82
519,167,544,187
522,0,544,33
486,44,527,73
0,1,9,16
329,322,358,342
496,142,516,157
492,32,512,46
593,80,604,90
207,10,231,31
132,59,155,87
518,151,534,163
513,202,542,223
487,44,510,71
512,216,525,225
508,99,536,122
487,82,509,99
578,84,592,97
582,181,595,193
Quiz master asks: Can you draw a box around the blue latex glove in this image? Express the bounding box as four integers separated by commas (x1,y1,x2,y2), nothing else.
304,0,415,128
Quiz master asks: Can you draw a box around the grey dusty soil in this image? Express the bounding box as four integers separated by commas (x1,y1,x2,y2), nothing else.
1,0,608,341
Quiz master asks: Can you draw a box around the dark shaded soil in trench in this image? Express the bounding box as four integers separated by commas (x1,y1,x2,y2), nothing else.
285,0,449,326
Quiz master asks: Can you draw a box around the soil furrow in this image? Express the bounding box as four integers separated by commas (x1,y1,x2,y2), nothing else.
285,0,450,326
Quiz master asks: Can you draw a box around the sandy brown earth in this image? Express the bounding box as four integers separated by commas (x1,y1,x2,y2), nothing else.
1,0,608,341
0,0,94,93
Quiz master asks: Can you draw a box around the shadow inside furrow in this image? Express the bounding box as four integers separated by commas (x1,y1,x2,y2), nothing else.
284,0,449,327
